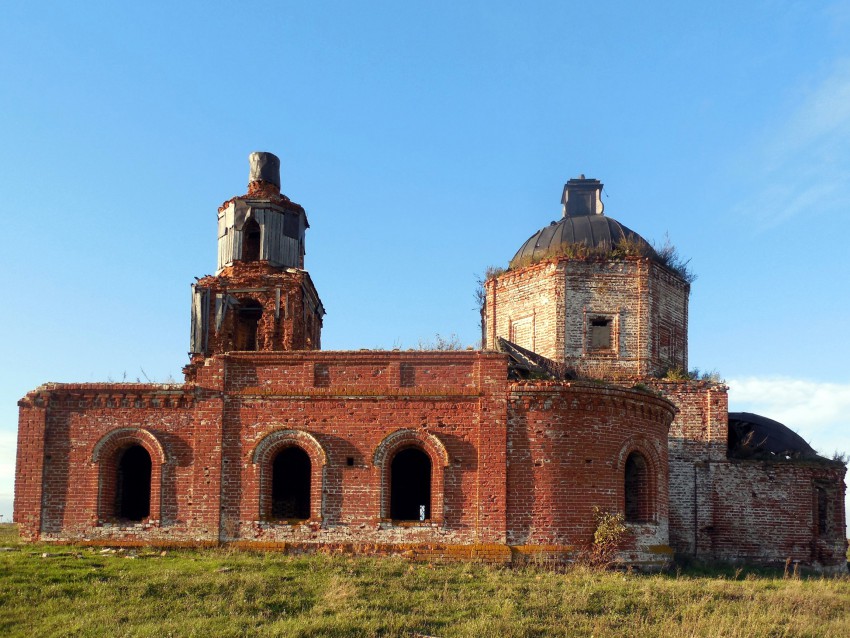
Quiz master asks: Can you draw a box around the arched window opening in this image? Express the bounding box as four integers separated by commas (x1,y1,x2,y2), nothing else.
624,451,652,522
816,486,829,535
272,446,311,520
116,445,152,521
242,218,261,262
390,447,431,521
235,299,263,351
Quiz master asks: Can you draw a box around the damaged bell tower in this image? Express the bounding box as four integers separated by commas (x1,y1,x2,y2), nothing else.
185,152,325,380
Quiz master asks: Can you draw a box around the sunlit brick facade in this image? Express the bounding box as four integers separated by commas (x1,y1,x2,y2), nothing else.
14,155,847,570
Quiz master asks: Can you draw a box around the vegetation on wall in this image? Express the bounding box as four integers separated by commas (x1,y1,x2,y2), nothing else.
831,451,849,467
481,233,696,284
663,367,725,383
652,234,697,284
586,507,629,567
415,333,465,351
475,234,695,350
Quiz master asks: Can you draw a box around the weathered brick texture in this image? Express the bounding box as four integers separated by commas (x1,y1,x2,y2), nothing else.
13,160,847,570
485,257,689,379
651,380,847,569
15,353,680,566
506,381,674,565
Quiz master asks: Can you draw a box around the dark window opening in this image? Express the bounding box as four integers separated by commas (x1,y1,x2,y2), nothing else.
242,219,261,262
346,457,355,466
235,299,263,351
116,445,152,521
589,317,613,350
816,486,829,535
390,447,431,521
272,447,311,520
624,451,652,522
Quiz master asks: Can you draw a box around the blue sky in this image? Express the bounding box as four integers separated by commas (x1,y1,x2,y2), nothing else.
1,1,849,526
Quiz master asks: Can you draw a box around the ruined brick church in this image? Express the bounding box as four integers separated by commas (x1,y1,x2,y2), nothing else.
15,152,847,570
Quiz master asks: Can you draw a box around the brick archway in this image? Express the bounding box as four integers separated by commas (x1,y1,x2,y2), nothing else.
616,436,663,523
373,429,449,523
251,429,327,521
91,428,168,524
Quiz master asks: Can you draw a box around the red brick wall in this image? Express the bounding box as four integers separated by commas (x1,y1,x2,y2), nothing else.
193,263,323,361
15,353,512,548
650,380,847,569
13,401,47,539
710,461,847,568
16,354,845,569
16,384,199,542
506,381,675,563
218,351,507,545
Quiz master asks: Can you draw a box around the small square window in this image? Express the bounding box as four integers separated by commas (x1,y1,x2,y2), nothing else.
589,317,613,350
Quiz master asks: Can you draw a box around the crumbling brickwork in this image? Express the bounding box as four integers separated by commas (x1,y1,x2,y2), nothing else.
506,381,674,565
16,384,196,541
13,156,847,570
648,380,729,557
16,352,676,565
188,263,323,367
709,461,847,566
485,257,689,379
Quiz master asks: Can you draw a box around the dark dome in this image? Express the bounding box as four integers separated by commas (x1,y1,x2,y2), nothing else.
509,176,656,269
510,214,655,268
727,412,825,462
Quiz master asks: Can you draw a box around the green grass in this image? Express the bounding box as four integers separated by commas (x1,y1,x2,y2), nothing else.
1,525,848,637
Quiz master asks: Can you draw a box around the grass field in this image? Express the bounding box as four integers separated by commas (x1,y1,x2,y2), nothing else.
1,525,848,637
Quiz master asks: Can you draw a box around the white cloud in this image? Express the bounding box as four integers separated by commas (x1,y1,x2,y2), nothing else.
727,376,850,457
735,58,850,228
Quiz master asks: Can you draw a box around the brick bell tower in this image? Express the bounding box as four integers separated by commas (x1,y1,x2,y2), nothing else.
184,152,325,380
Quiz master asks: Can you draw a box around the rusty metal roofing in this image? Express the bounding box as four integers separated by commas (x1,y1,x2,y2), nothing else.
727,412,827,462
510,214,656,268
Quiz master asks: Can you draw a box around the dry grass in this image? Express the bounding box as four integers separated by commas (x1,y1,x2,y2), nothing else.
1,525,848,637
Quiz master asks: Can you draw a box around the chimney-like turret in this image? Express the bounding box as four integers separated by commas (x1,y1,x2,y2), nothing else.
248,151,281,194
561,175,604,217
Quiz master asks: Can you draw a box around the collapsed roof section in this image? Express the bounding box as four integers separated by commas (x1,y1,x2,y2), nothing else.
495,337,575,381
727,412,835,463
